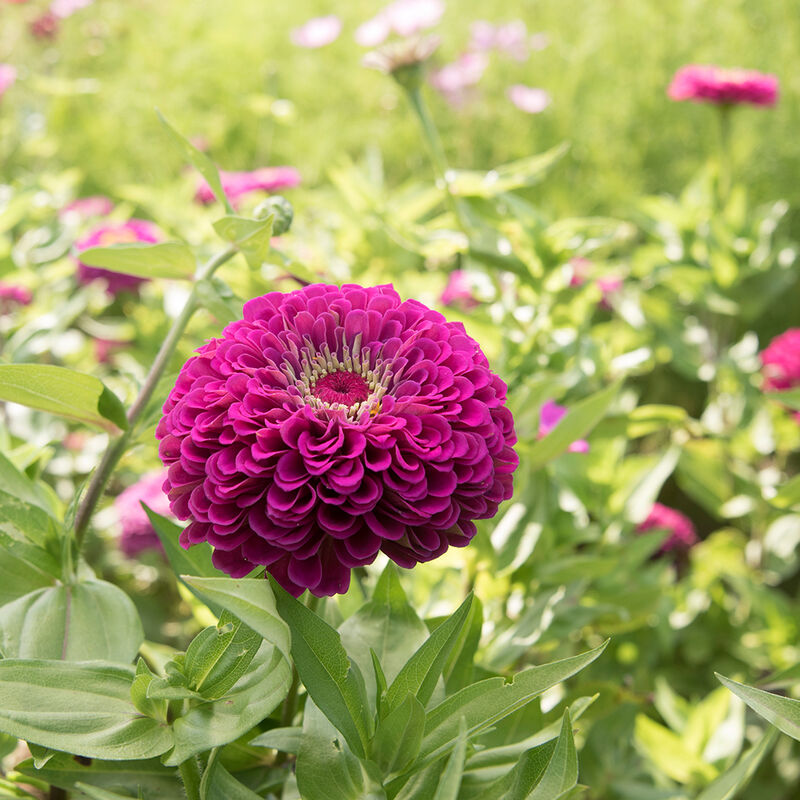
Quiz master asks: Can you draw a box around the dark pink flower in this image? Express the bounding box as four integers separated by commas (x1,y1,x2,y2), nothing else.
668,65,778,107
75,219,161,295
290,15,342,48
30,11,59,39
59,195,114,221
157,283,517,597
430,52,488,105
538,400,589,453
195,167,301,206
761,329,800,392
441,270,479,309
0,65,16,99
115,471,171,557
637,503,698,554
508,84,550,113
0,282,32,312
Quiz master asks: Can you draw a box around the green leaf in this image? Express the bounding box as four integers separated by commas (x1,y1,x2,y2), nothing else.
432,717,468,800
249,726,303,754
272,579,372,759
212,214,274,269
716,673,800,741
0,660,173,759
165,641,292,765
634,714,717,783
443,595,483,694
17,752,180,800
372,693,426,775
195,278,242,325
0,364,127,432
767,388,800,411
526,382,622,471
78,242,196,280
414,643,607,774
74,784,138,800
182,576,290,665
200,748,262,800
772,474,800,510
470,741,556,800
0,579,143,662
157,110,234,214
696,727,778,800
0,450,59,515
130,659,168,721
183,610,261,699
528,710,578,799
385,594,474,715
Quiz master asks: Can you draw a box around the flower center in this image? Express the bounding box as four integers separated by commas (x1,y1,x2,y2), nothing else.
312,371,370,405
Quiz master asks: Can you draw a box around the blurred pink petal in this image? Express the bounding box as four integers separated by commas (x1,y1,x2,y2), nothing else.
469,20,496,51
668,64,778,107
384,0,445,37
195,166,301,206
0,64,17,98
50,0,93,18
430,52,488,93
508,84,551,113
494,20,529,61
290,15,342,49
440,270,479,309
538,399,589,453
59,195,114,220
355,14,391,47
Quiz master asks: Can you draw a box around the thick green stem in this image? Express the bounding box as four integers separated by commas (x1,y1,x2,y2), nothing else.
404,86,470,233
717,105,733,207
178,756,202,800
72,245,238,548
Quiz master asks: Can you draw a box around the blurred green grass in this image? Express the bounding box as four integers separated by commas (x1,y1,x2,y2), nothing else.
3,0,798,226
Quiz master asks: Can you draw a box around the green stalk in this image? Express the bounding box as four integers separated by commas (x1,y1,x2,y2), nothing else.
717,105,733,207
178,756,202,800
72,245,238,549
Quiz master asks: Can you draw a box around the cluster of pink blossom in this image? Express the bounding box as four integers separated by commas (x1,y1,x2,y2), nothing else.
668,65,778,107
195,166,301,207
761,329,800,422
355,0,445,47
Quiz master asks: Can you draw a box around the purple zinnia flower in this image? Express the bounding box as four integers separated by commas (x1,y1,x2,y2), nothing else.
668,65,778,107
538,400,589,453
157,283,517,597
637,503,698,554
290,15,342,49
75,219,161,295
114,471,171,557
195,167,301,207
508,84,551,113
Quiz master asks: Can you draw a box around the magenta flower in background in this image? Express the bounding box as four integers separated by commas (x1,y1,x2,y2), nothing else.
508,84,551,113
637,503,698,555
356,0,444,47
440,270,480,309
157,283,517,597
568,256,592,287
0,282,33,312
538,400,589,453
761,329,800,392
59,195,114,221
668,65,778,107
195,167,301,206
75,219,161,295
0,64,16,99
29,11,59,39
114,471,171,557
430,52,488,105
597,275,623,310
50,0,93,18
290,15,342,49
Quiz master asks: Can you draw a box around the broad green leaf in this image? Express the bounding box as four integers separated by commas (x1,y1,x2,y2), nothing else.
182,576,290,664
0,364,127,432
0,660,173,759
372,693,426,775
130,659,168,722
682,688,730,757
249,726,303,754
0,528,61,607
78,242,196,280
717,674,800,741
165,641,292,765
415,642,607,773
385,594,474,715
182,610,261,699
200,748,262,800
272,579,372,758
0,579,143,662
696,727,778,800
212,214,274,269
634,714,717,783
74,784,138,800
526,382,622,471
529,710,578,799
470,741,556,800
433,717,468,800
443,595,483,693
0,451,59,515
17,752,180,800
195,278,242,324
157,110,234,214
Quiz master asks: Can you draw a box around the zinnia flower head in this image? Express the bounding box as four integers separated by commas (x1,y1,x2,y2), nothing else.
668,65,778,107
538,400,589,453
761,328,800,392
429,52,488,105
115,471,171,557
0,64,16,99
0,282,32,312
637,503,698,554
75,219,161,295
195,167,301,207
290,15,342,49
59,195,114,222
507,84,551,114
157,283,517,597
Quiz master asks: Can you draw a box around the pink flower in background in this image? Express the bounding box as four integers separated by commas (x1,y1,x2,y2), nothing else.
0,282,33,312
568,256,592,287
668,65,778,107
470,20,546,60
50,0,93,18
355,16,392,47
761,329,800,392
75,219,161,295
430,52,488,105
356,0,444,47
195,167,301,206
637,503,698,554
0,65,16,98
508,84,551,113
94,338,127,364
59,195,114,221
597,275,623,310
538,400,590,453
30,11,59,39
290,15,342,49
441,270,479,309
114,471,171,557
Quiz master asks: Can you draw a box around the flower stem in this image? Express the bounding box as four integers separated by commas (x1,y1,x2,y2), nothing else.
72,245,238,549
178,756,202,800
717,105,733,207
404,85,470,233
